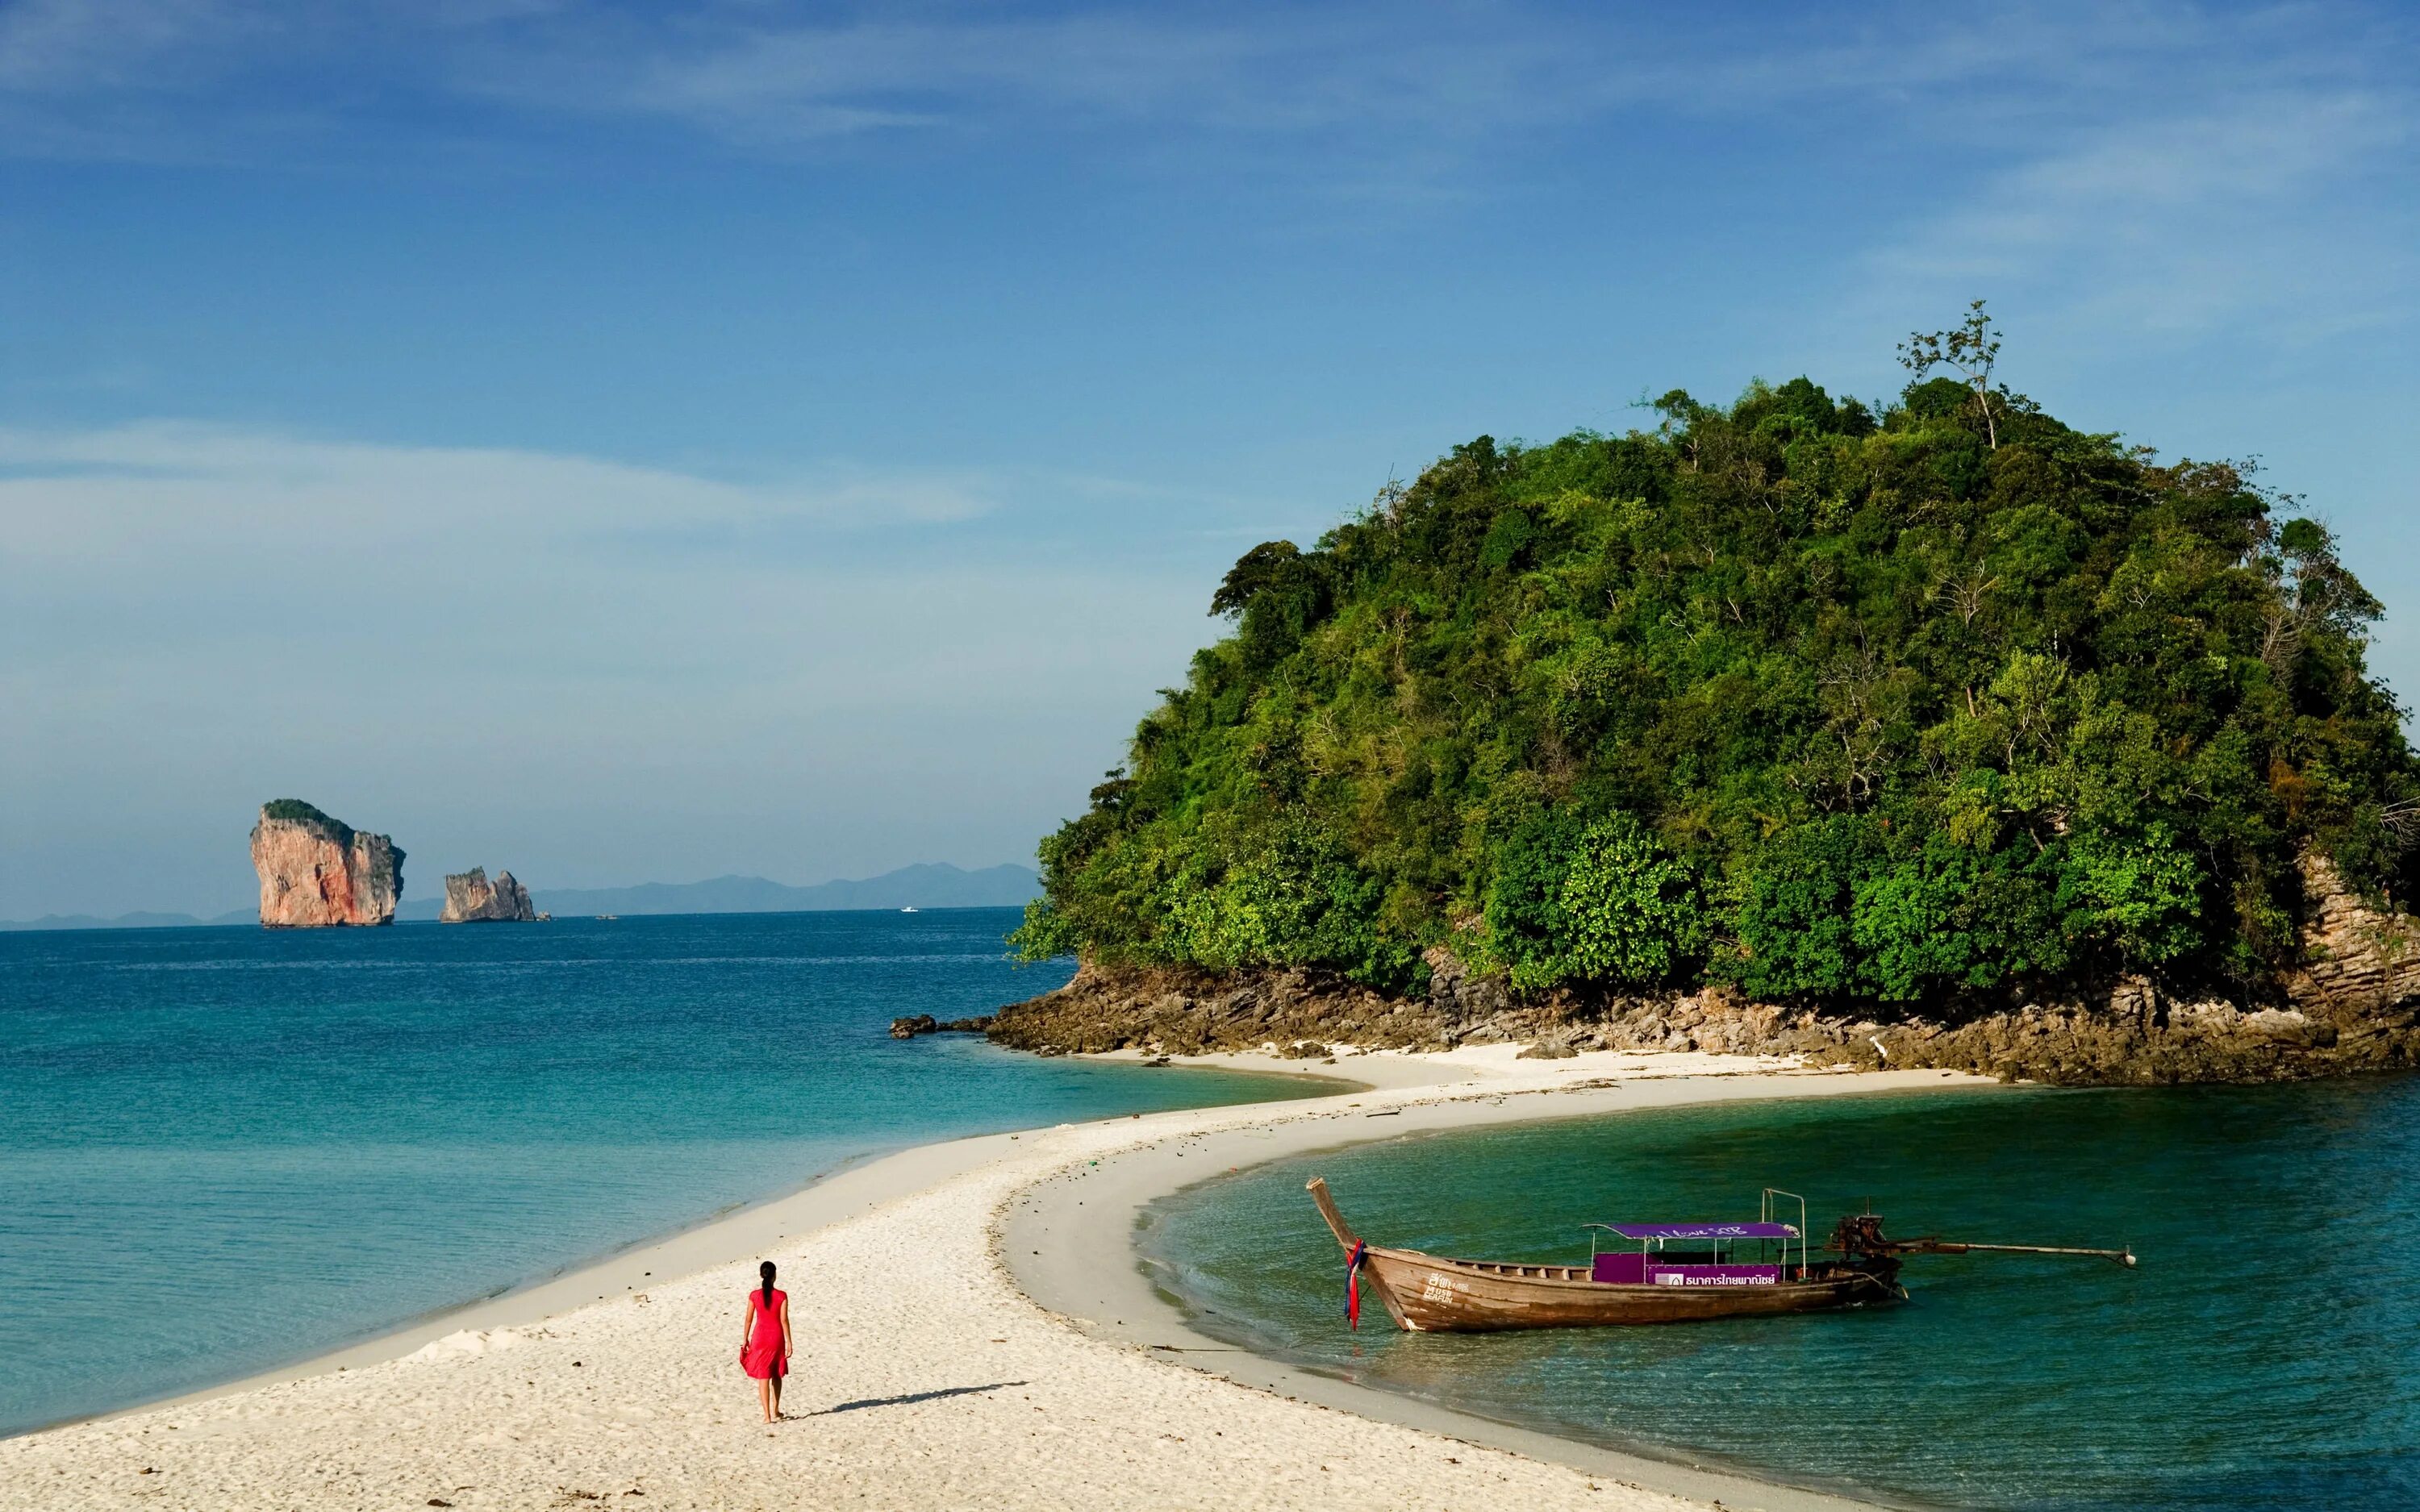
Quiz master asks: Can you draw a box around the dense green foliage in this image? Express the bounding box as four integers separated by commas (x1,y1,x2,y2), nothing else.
261,798,354,848
1015,334,2418,1009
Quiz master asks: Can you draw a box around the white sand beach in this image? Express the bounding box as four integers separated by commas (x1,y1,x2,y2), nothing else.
1,1048,1988,1510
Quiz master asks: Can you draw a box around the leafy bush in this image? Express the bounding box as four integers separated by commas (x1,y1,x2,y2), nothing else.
1486,812,1705,990
1734,817,1879,999
2059,825,2204,967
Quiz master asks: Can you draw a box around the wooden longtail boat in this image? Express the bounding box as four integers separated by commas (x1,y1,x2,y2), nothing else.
1306,1177,2132,1333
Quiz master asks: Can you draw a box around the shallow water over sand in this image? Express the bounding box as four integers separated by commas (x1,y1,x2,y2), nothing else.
1143,1080,2420,1510
0,910,1298,1437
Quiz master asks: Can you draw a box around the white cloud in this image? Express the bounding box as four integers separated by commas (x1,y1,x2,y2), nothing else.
1847,85,2418,354
0,422,1229,914
0,422,1173,686
0,421,999,560
0,2,1574,163
0,0,227,93
0,3,2219,163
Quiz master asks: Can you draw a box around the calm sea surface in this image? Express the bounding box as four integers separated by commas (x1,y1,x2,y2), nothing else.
1143,1081,2420,1511
0,909,1303,1439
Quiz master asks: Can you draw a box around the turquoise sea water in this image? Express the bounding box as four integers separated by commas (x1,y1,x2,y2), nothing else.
0,910,1303,1439
1142,1081,2420,1510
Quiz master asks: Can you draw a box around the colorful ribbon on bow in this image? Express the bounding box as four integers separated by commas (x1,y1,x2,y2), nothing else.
1345,1239,1368,1329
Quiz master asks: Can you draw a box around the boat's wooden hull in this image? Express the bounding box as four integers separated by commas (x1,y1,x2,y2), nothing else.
1355,1243,1893,1331
1308,1175,1898,1333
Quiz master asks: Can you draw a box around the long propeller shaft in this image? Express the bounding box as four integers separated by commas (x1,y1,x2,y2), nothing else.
1902,1239,2138,1268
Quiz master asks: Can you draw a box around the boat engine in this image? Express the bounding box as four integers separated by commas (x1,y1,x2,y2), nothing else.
1830,1213,1896,1258
1829,1212,2137,1268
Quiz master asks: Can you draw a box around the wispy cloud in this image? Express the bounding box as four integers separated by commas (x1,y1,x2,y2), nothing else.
17,2,2370,173
0,422,1001,561
1831,81,2419,389
11,2,2420,914
577,11,1577,144
436,3,2251,165
0,0,228,93
0,0,317,160
0,2,1567,164
0,420,1214,700
0,420,1230,913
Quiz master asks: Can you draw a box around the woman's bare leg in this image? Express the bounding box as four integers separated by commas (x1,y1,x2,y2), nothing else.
770,1372,783,1419
757,1377,774,1423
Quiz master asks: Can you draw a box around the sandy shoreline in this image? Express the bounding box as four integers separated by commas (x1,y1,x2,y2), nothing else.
91,1069,1360,1427
1007,1051,1991,1510
2,1046,1990,1510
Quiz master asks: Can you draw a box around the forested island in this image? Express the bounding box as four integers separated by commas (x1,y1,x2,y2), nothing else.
999,311,2420,1081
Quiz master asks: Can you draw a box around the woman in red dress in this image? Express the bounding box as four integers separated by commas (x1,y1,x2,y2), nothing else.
739,1260,793,1422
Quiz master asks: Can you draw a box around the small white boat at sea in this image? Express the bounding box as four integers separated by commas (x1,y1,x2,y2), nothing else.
900,906,919,914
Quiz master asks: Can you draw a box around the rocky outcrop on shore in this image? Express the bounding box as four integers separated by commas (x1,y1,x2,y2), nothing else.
2286,850,2420,1018
250,801,403,927
990,852,2420,1084
890,1014,995,1039
440,867,537,923
991,964,2420,1084
991,964,1440,1060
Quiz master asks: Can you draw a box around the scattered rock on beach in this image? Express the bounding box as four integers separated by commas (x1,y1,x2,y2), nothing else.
1517,1039,1580,1060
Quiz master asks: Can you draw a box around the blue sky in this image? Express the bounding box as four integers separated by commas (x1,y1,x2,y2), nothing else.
4,0,2417,918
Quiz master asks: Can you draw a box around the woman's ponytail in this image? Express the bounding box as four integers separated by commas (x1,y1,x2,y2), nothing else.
759,1260,777,1306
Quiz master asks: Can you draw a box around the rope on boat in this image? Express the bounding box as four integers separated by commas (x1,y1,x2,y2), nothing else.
1344,1239,1368,1330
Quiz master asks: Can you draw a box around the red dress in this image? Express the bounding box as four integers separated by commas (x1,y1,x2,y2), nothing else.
741,1288,786,1380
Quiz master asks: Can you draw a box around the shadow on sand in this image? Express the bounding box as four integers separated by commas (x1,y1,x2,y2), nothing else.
811,1381,1028,1416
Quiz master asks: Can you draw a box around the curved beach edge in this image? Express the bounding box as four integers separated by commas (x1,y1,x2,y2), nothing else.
38,1060,1370,1436
1,1047,1982,1511
1003,1047,1999,1512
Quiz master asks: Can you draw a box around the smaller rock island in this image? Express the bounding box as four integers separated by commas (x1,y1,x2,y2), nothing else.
251,800,403,927
440,867,539,923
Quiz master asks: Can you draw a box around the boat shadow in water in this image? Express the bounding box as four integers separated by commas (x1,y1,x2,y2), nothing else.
812,1381,1028,1415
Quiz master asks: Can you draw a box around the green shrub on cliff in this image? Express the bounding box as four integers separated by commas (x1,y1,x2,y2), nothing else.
261,798,356,848
1013,310,2419,1008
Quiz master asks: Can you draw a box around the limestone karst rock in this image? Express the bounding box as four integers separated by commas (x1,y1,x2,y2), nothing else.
440,867,537,923
2289,850,2420,1022
249,801,403,927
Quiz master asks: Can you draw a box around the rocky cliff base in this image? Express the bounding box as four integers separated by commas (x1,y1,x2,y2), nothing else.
991,854,2420,1086
991,965,2417,1083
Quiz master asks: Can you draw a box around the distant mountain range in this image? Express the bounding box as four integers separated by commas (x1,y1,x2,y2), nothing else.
411,863,1043,918
1,862,1041,931
0,908,264,931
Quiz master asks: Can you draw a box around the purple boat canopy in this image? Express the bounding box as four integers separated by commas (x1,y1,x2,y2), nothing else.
1606,1222,1800,1240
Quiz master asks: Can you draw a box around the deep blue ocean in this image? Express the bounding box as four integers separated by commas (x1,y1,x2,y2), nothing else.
1143,1081,2420,1511
0,909,1302,1439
